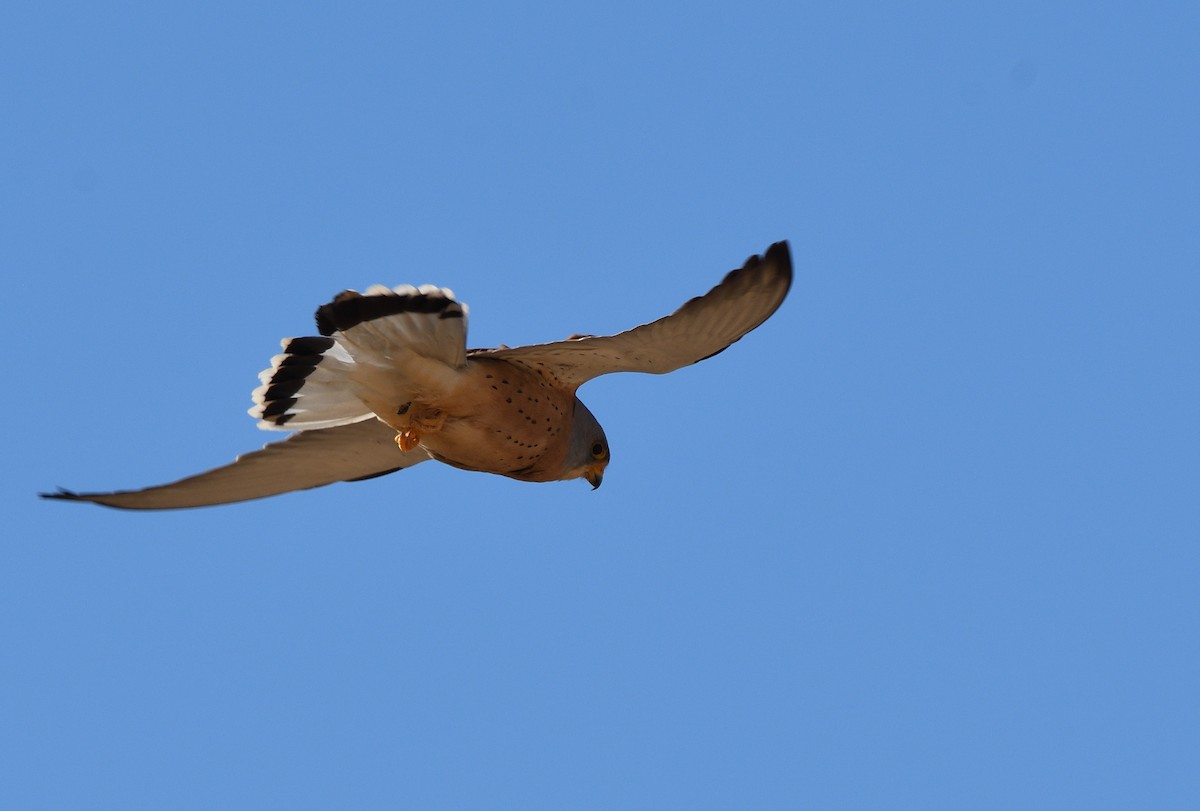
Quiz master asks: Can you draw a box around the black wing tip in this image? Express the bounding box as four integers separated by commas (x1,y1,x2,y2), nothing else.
733,240,792,278
39,488,123,508
717,240,793,301
751,240,792,283
741,240,793,301
40,484,246,511
42,486,167,510
40,487,81,501
764,240,791,273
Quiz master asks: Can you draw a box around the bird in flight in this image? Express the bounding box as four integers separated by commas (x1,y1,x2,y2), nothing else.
43,241,792,509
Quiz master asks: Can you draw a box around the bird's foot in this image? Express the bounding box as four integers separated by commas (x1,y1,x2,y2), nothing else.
391,403,444,452
395,429,421,452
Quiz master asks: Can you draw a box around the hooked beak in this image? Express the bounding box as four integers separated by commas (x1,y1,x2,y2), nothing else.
584,466,604,490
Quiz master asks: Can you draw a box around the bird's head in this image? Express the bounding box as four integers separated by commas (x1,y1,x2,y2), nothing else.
564,398,609,489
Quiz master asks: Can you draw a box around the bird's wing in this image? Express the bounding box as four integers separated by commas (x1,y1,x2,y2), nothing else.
478,241,792,390
42,418,427,510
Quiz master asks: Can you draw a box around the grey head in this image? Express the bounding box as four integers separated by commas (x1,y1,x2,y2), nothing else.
563,397,609,488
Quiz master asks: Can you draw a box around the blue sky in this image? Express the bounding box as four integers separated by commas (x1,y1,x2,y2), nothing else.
4,1,1198,808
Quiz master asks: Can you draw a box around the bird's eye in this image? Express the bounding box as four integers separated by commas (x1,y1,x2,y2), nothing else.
591,442,605,458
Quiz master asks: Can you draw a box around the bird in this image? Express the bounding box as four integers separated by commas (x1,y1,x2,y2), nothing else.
42,241,792,509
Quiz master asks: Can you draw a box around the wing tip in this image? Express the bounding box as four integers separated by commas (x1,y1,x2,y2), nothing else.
764,240,792,274
40,487,81,501
753,240,793,286
738,239,794,307
689,239,793,363
39,488,131,509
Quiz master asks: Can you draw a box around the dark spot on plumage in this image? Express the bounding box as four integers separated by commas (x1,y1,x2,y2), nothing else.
397,402,411,415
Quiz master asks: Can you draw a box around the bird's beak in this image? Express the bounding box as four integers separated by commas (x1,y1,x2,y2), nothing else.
584,466,603,490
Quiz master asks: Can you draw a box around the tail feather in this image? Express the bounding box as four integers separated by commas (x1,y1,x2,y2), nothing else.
249,337,373,431
315,284,468,369
249,284,470,432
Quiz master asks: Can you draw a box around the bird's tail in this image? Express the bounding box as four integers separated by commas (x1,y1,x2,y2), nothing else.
249,337,374,430
249,284,470,431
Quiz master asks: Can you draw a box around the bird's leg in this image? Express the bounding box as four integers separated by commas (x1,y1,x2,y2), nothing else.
392,402,445,452
392,401,420,451
413,407,446,433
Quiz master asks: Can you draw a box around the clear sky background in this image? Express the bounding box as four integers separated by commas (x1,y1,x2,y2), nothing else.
3,2,1197,808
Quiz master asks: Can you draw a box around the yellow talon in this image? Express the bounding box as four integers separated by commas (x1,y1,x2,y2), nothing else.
396,429,421,452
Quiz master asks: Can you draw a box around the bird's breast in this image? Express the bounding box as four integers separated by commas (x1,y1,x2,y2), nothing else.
418,357,575,481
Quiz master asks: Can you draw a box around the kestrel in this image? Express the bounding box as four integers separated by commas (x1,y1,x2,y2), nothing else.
43,241,792,509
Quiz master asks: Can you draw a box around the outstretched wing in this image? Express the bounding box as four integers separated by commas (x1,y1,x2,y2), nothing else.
41,419,428,510
479,241,792,390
